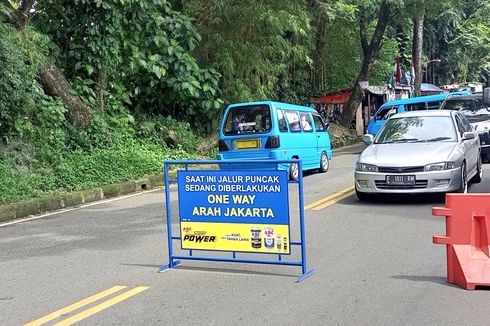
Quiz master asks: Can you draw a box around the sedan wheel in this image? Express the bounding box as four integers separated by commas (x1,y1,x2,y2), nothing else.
457,163,468,193
470,155,482,183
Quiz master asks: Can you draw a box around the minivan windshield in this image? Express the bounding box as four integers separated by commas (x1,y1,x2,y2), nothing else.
375,116,457,144
223,105,272,135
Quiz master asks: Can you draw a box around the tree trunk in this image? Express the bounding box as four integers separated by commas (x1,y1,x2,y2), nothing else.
3,0,93,129
340,1,393,128
412,14,424,96
40,64,92,128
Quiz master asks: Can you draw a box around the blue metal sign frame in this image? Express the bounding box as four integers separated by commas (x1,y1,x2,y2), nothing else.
159,159,314,282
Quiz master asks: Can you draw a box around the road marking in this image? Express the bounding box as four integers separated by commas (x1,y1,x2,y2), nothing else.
310,190,355,210
24,286,128,326
305,186,355,210
52,286,150,326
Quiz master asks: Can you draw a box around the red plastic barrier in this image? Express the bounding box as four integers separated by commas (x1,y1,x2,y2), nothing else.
433,193,490,290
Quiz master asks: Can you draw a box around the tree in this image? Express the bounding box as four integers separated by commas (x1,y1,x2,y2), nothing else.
181,0,313,103
1,0,93,129
412,6,424,95
34,0,222,128
424,1,490,85
340,0,397,128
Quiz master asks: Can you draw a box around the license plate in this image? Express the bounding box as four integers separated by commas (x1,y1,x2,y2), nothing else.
386,175,415,185
234,139,260,149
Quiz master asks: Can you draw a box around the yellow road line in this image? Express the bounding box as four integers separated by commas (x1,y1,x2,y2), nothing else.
53,286,150,326
310,190,355,210
25,286,128,326
305,186,355,210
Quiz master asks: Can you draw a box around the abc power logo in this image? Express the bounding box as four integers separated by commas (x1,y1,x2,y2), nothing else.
182,229,216,243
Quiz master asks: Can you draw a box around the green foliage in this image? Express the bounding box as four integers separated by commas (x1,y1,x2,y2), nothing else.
371,38,399,85
425,0,490,84
51,142,193,191
0,23,37,141
0,163,44,204
317,16,361,92
136,115,202,153
29,94,67,166
0,142,196,204
183,0,313,102
34,0,223,125
1,0,489,207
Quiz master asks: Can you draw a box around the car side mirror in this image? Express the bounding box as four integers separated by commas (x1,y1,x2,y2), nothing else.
484,88,490,106
362,134,374,145
462,132,476,141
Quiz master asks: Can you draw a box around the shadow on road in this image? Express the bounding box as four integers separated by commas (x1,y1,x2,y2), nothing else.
391,275,448,285
340,193,446,206
360,193,446,205
169,265,298,278
392,275,490,291
120,262,299,278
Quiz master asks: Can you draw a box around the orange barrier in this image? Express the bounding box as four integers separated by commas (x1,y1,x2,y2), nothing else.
433,194,490,290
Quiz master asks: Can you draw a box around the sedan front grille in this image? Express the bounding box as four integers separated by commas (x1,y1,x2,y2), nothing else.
375,180,428,190
378,166,425,173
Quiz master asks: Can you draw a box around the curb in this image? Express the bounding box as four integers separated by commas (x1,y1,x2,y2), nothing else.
0,173,171,224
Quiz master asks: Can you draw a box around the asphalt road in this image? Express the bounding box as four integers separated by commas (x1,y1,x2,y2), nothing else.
1,143,490,326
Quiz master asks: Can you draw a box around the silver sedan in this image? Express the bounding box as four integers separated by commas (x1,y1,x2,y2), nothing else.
355,110,482,200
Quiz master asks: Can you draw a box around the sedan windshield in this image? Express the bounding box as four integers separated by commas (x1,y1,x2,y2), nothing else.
375,116,457,144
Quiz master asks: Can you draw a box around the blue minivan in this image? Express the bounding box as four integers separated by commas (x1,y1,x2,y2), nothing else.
217,101,332,180
366,91,469,136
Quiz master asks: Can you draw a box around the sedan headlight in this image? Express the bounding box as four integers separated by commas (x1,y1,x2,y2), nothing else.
424,162,455,171
355,163,378,172
475,120,490,132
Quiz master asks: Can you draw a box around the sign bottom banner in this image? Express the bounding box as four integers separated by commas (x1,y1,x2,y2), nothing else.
181,222,290,254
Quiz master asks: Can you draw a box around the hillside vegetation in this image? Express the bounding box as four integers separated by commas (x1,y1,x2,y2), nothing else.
1,1,488,204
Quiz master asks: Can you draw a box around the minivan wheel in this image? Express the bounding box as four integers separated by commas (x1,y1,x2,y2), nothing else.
457,162,468,193
319,152,329,173
289,162,299,181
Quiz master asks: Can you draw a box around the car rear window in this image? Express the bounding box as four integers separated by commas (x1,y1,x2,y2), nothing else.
223,105,272,135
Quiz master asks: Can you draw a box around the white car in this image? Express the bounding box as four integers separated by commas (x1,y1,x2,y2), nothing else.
355,110,482,200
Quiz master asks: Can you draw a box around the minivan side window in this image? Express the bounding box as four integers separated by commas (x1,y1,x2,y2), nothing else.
285,110,301,132
276,109,289,132
376,106,398,120
312,114,326,131
299,112,313,132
